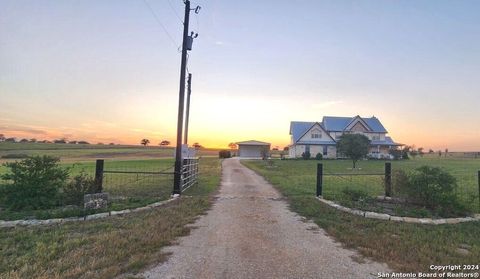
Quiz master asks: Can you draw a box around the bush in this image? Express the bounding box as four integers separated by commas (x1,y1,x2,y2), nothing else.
218,150,231,158
393,166,469,217
342,187,371,202
0,156,69,210
301,151,311,160
62,171,98,206
315,153,323,160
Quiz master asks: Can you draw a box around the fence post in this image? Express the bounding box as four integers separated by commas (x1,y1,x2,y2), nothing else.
385,162,392,197
95,159,104,193
316,163,323,197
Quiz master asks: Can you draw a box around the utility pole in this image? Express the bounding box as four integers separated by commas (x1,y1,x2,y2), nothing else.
173,0,200,195
184,73,192,145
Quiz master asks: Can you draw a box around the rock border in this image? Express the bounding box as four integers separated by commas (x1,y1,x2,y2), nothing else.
316,197,480,225
0,196,179,229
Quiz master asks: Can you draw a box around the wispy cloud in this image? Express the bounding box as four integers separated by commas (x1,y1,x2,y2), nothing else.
312,101,343,109
0,125,48,135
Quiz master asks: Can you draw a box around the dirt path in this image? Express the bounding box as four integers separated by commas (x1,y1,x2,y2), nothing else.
143,158,390,279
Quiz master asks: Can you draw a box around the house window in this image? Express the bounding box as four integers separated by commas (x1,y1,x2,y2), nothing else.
311,133,322,139
305,145,310,153
323,146,328,156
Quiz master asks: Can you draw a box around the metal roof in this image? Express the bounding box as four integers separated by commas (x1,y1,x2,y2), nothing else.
290,116,394,145
371,136,402,146
236,140,271,146
290,121,316,143
322,116,387,132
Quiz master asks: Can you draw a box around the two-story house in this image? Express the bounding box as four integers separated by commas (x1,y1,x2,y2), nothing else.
288,115,401,159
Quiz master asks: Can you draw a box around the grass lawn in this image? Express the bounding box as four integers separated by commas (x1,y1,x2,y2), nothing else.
244,157,480,214
0,159,176,220
0,142,222,220
0,157,222,279
242,158,480,272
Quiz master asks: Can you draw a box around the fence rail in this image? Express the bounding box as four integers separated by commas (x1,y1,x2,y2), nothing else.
316,162,480,213
181,157,199,192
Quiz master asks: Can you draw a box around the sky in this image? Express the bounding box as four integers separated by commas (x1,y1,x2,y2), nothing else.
1,0,479,151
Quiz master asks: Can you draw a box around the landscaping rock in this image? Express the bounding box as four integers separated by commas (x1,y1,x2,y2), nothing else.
85,212,109,221
390,216,404,222
432,219,447,225
364,212,390,220
84,193,109,210
456,248,470,256
445,218,461,224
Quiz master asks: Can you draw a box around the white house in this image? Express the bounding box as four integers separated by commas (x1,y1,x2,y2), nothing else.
289,115,401,159
236,140,271,159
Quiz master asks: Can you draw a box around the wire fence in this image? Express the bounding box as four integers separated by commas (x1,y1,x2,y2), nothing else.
99,158,200,209
318,163,480,214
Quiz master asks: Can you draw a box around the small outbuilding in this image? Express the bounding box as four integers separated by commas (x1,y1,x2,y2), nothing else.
236,140,271,159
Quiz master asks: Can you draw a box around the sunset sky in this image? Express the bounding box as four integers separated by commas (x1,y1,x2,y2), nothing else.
1,0,479,151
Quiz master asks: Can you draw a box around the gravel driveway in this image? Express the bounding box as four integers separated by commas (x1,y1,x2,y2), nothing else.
143,158,390,279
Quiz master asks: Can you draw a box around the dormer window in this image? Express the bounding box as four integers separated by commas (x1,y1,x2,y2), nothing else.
311,129,322,139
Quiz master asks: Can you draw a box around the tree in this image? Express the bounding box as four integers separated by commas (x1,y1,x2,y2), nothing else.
418,147,424,157
283,146,289,151
192,142,202,149
0,134,5,141
19,138,29,143
428,149,434,154
336,134,370,168
29,138,37,143
5,138,16,142
141,139,150,146
272,146,279,151
402,145,411,160
388,148,402,160
445,148,449,158
160,140,171,146
228,142,237,150
54,138,67,144
78,140,90,144
438,150,442,157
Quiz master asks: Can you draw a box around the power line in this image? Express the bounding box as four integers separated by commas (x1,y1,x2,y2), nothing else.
142,0,180,49
166,0,184,24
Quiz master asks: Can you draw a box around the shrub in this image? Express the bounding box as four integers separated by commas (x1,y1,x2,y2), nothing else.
315,153,323,160
393,166,469,217
388,149,402,160
62,171,98,206
218,150,231,158
0,156,69,210
342,187,371,202
301,151,311,160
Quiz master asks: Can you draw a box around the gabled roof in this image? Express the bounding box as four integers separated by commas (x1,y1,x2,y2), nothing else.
322,116,387,133
236,140,270,146
289,121,315,143
290,122,336,144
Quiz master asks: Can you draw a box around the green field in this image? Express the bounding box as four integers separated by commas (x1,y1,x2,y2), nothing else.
244,157,480,214
242,158,480,272
0,142,219,163
0,142,220,220
0,157,222,278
